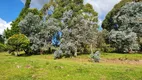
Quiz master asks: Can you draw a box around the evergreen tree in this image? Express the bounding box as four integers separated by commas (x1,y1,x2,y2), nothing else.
18,13,42,54
0,35,4,44
52,1,98,58
7,34,30,56
111,2,142,52
102,0,132,31
103,1,142,52
4,0,41,39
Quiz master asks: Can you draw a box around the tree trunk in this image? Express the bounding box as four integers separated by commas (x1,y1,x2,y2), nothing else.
90,44,93,54
74,48,77,57
15,50,19,56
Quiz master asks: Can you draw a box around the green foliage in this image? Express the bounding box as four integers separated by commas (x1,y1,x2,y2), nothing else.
40,0,56,15
19,13,41,37
58,10,98,58
54,49,63,59
48,0,98,58
104,2,142,52
0,35,4,44
19,12,61,54
100,43,115,53
0,43,6,52
109,29,139,53
90,51,100,62
49,0,97,19
3,28,11,39
39,18,61,52
4,0,32,39
102,0,132,31
96,30,108,49
11,0,98,56
83,3,98,16
52,9,63,18
112,2,142,39
0,35,7,52
7,34,30,56
73,0,83,4
19,12,42,53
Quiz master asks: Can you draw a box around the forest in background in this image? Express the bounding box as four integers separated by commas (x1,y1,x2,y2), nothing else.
0,0,142,58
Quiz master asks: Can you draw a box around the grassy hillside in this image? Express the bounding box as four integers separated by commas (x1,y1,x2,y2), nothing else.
0,52,142,80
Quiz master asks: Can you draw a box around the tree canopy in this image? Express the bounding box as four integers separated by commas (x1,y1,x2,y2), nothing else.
7,34,30,56
102,0,132,31
4,0,41,39
106,2,142,52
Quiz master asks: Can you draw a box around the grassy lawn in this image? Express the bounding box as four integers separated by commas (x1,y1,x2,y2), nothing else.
0,52,142,80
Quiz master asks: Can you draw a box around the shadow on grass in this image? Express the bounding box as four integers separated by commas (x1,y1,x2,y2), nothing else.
17,52,53,57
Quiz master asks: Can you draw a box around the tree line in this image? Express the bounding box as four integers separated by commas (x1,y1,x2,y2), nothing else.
0,0,142,57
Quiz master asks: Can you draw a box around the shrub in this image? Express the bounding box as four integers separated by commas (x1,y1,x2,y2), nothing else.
101,43,115,53
90,51,101,62
54,49,63,59
7,34,30,56
0,43,6,52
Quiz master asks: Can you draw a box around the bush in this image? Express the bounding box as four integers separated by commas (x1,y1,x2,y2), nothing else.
90,51,101,62
0,43,6,52
7,34,30,56
54,49,63,59
101,43,115,53
54,42,77,59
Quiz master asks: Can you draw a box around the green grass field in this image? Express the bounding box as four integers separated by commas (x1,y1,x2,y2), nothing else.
0,52,142,80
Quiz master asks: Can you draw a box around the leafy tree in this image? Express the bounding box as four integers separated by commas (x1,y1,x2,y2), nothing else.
40,0,56,15
39,17,61,52
0,43,6,52
19,13,41,37
109,29,139,53
111,2,142,51
103,2,142,52
54,9,98,59
7,34,30,56
18,13,42,53
96,30,109,49
0,35,4,44
19,12,60,54
48,0,98,58
103,0,142,31
18,0,98,56
3,28,11,39
4,0,41,39
102,0,132,31
112,2,142,37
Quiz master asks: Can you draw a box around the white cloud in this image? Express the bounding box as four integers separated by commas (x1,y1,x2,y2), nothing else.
84,0,121,26
0,18,11,34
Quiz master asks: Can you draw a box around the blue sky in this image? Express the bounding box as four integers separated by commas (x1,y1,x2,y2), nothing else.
0,0,24,22
0,0,121,34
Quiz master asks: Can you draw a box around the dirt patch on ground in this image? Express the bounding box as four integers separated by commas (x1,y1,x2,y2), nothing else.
102,59,142,65
70,57,142,65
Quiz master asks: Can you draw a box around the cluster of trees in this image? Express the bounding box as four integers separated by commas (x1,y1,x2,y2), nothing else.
102,0,132,31
1,0,105,58
103,1,142,53
1,0,142,56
